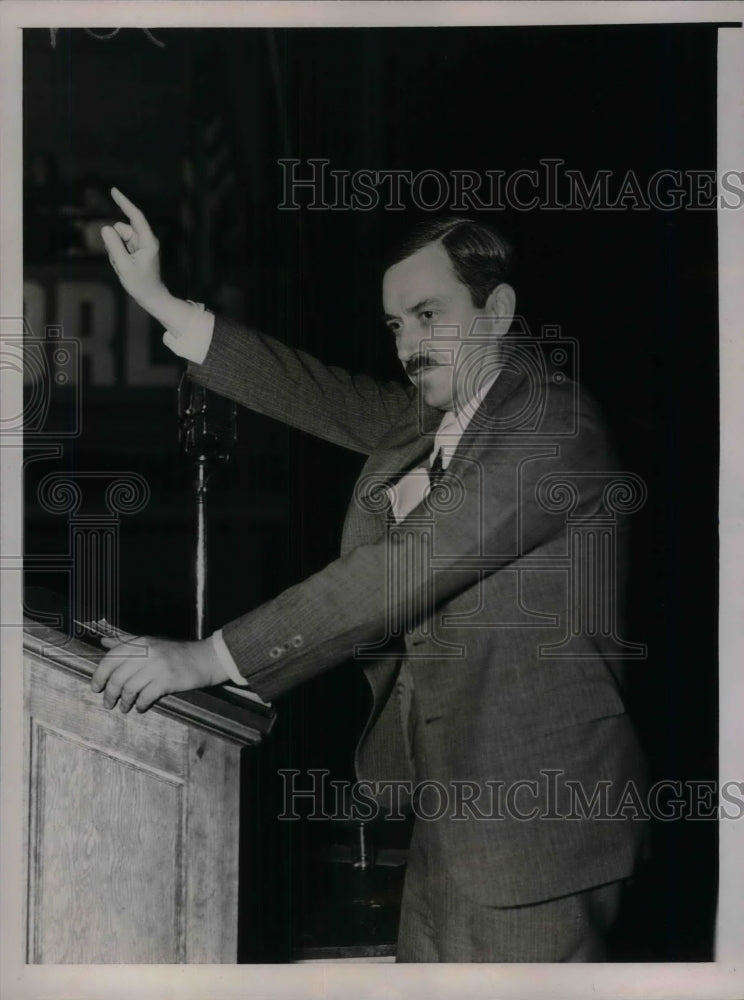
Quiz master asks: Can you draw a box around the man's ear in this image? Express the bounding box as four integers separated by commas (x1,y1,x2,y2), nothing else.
484,283,516,334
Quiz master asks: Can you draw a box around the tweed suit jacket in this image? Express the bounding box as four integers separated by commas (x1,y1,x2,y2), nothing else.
187,315,648,908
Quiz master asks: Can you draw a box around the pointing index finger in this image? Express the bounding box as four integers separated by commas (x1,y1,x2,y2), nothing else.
110,187,155,243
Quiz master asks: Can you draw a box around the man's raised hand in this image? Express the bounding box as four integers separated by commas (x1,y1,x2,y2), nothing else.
101,188,166,311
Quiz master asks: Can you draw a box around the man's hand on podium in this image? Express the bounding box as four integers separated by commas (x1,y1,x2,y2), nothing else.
91,635,231,713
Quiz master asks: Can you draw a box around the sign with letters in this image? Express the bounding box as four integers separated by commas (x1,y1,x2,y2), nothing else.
24,265,180,389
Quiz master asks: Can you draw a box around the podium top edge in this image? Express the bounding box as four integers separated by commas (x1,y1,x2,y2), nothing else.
21,617,274,745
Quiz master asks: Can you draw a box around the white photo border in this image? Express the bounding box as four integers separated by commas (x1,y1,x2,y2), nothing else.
1,3,742,999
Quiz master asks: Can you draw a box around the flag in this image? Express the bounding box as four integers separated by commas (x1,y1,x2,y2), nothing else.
177,41,243,303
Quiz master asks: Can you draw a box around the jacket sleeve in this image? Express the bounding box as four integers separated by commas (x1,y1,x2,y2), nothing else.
186,313,414,456
219,382,617,702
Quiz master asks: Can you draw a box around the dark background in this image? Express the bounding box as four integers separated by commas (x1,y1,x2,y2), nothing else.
23,24,720,960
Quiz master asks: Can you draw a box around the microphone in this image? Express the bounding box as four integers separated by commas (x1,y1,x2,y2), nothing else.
177,373,236,464
177,372,237,639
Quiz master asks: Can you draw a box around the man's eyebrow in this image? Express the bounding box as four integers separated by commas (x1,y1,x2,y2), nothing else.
407,297,443,313
383,297,444,321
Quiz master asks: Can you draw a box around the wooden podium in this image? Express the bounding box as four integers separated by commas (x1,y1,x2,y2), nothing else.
22,620,274,964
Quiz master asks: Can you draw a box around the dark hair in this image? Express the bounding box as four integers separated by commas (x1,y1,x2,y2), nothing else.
387,217,514,308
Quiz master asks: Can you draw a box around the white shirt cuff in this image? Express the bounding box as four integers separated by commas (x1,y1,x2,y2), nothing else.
162,300,216,364
210,628,249,685
209,630,273,708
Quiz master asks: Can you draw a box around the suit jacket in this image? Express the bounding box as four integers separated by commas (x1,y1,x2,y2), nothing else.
188,315,648,908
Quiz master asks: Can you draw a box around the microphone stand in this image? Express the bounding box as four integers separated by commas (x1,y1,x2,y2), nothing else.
177,373,237,640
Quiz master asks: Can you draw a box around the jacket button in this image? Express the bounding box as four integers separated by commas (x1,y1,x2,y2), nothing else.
282,641,292,652
292,635,303,647
269,646,282,659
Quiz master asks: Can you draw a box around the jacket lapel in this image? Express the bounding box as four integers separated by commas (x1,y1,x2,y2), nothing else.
446,346,534,464
342,401,440,548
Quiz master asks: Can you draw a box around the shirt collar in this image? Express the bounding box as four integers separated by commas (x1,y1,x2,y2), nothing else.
431,369,501,469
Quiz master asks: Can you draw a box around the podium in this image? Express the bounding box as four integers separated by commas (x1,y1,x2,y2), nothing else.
22,620,274,963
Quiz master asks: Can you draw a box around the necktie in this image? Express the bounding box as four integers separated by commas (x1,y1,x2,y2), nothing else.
429,449,445,486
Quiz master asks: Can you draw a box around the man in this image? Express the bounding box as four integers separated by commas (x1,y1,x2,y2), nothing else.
95,189,647,961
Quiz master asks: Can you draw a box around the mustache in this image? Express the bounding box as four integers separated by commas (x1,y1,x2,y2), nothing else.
405,354,442,377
